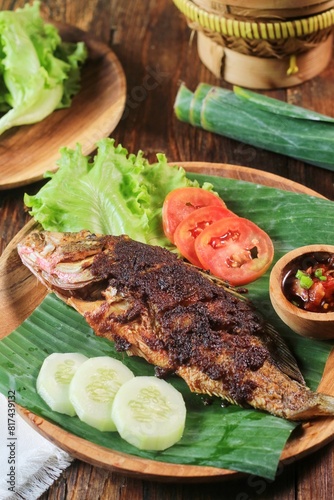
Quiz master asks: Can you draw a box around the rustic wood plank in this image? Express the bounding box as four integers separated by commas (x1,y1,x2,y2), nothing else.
0,0,333,498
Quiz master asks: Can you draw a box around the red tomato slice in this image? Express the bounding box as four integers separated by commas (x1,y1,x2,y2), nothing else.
194,217,274,286
162,187,226,243
174,206,237,267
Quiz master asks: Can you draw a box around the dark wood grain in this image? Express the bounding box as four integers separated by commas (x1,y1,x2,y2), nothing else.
0,0,333,498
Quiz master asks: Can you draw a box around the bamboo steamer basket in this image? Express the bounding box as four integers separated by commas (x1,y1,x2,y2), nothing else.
173,0,334,88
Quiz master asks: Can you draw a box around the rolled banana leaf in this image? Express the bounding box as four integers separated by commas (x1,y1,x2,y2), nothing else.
174,83,334,172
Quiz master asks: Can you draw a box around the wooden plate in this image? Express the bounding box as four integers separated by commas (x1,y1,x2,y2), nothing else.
0,23,126,190
0,163,333,482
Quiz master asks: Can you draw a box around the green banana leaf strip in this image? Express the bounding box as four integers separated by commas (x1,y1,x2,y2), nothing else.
0,176,333,480
174,83,334,172
173,83,193,123
233,86,334,123
189,82,213,126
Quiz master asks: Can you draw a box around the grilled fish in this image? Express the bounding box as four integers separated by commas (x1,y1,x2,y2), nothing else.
18,230,334,421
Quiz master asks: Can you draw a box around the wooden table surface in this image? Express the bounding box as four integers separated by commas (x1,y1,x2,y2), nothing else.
0,0,333,498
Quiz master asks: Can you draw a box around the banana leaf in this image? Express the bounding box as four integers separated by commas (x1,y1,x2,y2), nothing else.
0,176,333,480
174,83,334,172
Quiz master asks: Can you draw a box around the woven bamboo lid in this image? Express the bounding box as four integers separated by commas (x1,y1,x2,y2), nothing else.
193,0,334,13
173,0,334,88
197,0,333,6
193,0,334,18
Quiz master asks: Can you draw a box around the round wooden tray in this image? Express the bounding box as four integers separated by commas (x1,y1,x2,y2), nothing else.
0,163,333,482
0,23,126,190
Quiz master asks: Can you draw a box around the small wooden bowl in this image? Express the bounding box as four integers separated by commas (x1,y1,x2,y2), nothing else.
269,245,334,340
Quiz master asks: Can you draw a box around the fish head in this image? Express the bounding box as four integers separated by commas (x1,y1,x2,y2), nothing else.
17,230,107,293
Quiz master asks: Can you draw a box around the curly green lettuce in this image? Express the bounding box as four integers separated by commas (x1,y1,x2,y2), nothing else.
0,1,87,135
24,138,213,247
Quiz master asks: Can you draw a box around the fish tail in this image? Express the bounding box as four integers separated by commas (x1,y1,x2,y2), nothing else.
287,392,334,420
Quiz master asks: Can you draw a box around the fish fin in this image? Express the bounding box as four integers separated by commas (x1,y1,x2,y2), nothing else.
68,297,105,315
263,322,305,385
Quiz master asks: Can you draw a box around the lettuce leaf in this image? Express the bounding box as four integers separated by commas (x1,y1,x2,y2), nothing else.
24,138,207,247
0,1,87,135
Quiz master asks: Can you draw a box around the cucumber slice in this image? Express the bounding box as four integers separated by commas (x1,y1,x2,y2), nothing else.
111,376,186,451
69,356,134,431
36,352,88,416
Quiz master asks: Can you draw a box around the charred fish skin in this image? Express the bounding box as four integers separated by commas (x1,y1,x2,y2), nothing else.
17,230,334,421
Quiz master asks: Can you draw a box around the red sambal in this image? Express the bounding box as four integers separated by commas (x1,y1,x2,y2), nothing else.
282,251,334,313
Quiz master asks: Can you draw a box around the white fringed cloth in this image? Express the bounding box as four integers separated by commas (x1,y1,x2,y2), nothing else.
0,393,73,499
